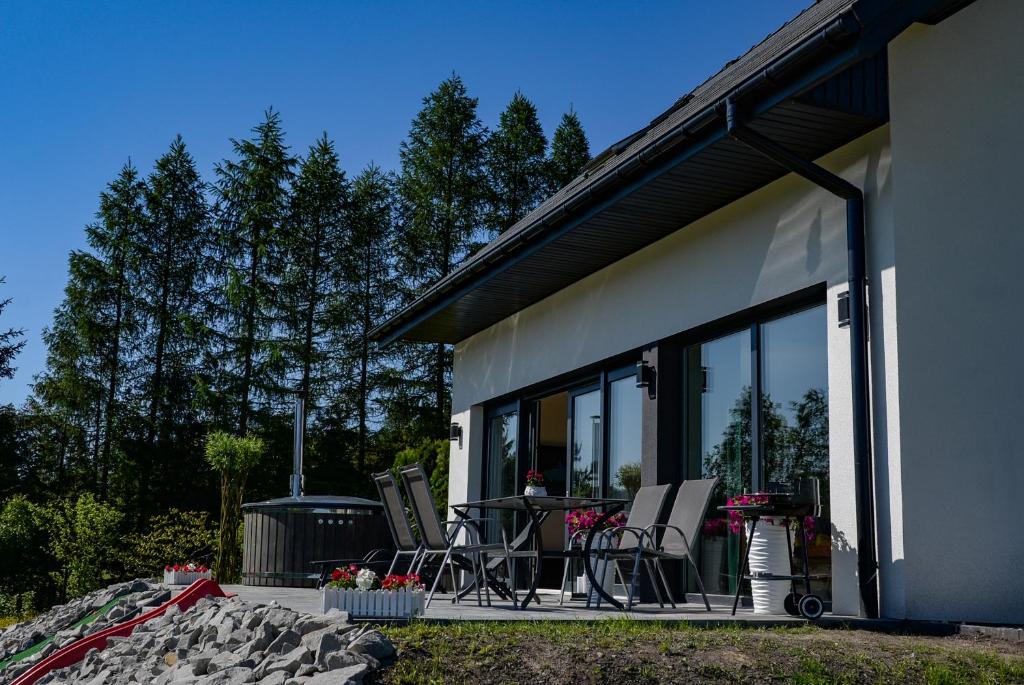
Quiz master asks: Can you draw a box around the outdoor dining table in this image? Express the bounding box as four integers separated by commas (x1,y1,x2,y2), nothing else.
451,495,629,610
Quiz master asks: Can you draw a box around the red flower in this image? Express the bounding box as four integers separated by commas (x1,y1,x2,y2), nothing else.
331,568,343,581
349,564,358,572
165,565,172,572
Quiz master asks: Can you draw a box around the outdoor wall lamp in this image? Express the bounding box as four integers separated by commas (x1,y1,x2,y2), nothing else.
636,360,656,393
449,422,462,444
837,290,851,328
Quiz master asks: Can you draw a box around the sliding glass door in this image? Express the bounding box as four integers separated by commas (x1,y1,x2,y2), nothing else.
685,302,830,599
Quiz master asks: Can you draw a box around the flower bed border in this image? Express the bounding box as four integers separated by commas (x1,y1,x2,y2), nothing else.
321,586,425,619
163,570,212,585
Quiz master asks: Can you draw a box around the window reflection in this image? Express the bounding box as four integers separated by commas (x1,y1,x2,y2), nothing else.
608,377,642,500
571,390,601,498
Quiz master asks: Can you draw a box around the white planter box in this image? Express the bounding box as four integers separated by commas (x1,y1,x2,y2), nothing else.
747,520,791,614
163,570,212,585
321,587,425,619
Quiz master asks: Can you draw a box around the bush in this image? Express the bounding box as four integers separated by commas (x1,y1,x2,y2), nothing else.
392,438,450,514
47,493,122,599
0,495,52,615
122,509,218,578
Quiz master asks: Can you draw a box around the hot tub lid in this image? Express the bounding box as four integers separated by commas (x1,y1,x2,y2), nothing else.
242,495,383,512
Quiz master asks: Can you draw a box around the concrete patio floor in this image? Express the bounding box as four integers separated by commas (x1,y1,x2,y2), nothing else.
220,584,815,625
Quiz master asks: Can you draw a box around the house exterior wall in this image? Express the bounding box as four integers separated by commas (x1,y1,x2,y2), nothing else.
450,126,896,617
886,0,1024,623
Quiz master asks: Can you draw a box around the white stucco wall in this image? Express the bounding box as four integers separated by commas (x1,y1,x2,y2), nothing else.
887,0,1024,623
448,126,897,617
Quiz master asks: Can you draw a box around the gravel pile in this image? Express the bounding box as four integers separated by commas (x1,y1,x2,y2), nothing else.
35,596,394,685
0,580,165,663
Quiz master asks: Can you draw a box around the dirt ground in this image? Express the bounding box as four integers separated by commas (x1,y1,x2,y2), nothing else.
376,620,1024,684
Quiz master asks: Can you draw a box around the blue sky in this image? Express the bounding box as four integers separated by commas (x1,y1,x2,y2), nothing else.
0,0,811,406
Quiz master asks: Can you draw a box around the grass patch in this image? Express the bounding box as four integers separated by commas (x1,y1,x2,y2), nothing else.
376,621,1024,684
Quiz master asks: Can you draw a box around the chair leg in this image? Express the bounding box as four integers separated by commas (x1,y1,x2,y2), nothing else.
627,549,643,611
448,555,460,604
594,555,608,609
559,556,572,606
688,556,712,612
426,550,450,609
654,559,677,609
644,560,665,608
407,549,422,575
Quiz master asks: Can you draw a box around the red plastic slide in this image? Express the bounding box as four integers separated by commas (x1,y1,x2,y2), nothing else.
10,578,228,685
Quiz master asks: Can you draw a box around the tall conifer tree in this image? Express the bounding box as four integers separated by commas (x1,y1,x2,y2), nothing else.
546,109,591,193
211,110,296,435
134,136,209,520
344,165,395,471
0,277,25,384
396,75,487,435
485,91,547,235
281,133,349,415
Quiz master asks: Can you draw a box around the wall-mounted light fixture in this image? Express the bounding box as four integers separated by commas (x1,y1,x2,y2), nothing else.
449,422,462,443
837,290,851,328
636,360,655,388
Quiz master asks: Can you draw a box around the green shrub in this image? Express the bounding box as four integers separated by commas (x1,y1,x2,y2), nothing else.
392,437,449,514
122,509,218,578
205,431,264,583
0,495,51,615
47,493,122,599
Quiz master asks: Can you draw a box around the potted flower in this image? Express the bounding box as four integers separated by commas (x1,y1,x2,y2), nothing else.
701,518,728,594
524,469,546,496
163,562,211,585
565,509,627,598
725,494,816,614
321,564,425,619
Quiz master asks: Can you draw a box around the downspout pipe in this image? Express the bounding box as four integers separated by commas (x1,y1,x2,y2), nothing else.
725,98,879,619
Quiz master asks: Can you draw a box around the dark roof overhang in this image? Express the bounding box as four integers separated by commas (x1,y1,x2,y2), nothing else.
371,0,973,346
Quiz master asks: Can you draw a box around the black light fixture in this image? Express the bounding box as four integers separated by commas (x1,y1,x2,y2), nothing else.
837,290,851,328
635,359,655,388
449,422,462,442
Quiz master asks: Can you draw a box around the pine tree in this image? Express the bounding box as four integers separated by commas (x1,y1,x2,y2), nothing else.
134,136,209,521
344,164,396,471
486,91,548,235
396,75,488,435
87,163,147,499
281,133,349,419
0,277,25,384
546,108,591,193
210,110,296,435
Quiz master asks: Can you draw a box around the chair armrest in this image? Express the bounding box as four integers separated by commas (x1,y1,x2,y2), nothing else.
593,525,655,550
645,523,694,552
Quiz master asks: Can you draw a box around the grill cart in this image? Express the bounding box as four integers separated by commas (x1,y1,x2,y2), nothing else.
719,480,828,619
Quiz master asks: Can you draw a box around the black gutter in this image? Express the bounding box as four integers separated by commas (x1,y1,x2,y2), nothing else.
369,11,862,345
725,97,879,619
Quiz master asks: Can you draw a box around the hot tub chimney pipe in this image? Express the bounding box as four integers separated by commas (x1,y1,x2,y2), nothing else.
291,389,306,498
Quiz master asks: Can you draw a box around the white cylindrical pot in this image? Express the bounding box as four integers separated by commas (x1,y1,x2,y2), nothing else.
701,537,725,594
524,485,547,496
747,520,791,615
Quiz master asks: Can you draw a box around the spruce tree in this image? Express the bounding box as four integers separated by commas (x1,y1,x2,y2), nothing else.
87,163,147,498
211,110,296,435
134,135,209,520
396,75,488,435
344,164,396,471
546,108,591,193
281,133,349,418
486,91,548,235
0,277,25,384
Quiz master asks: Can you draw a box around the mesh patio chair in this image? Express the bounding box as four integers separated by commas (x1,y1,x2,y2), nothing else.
598,477,720,612
398,463,513,608
589,483,673,610
311,471,423,588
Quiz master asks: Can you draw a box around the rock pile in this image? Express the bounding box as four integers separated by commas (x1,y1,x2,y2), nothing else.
0,580,165,664
35,596,394,685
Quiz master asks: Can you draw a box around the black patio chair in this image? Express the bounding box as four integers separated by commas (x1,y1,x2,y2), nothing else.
589,483,673,610
398,463,512,608
597,477,720,611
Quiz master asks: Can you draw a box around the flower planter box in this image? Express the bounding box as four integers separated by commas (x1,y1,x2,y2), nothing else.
163,570,212,585
321,586,425,619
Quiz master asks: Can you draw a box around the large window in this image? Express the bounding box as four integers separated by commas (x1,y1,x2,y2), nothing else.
570,388,602,498
685,303,830,598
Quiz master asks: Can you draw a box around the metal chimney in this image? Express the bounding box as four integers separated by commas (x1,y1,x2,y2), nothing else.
291,389,306,498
